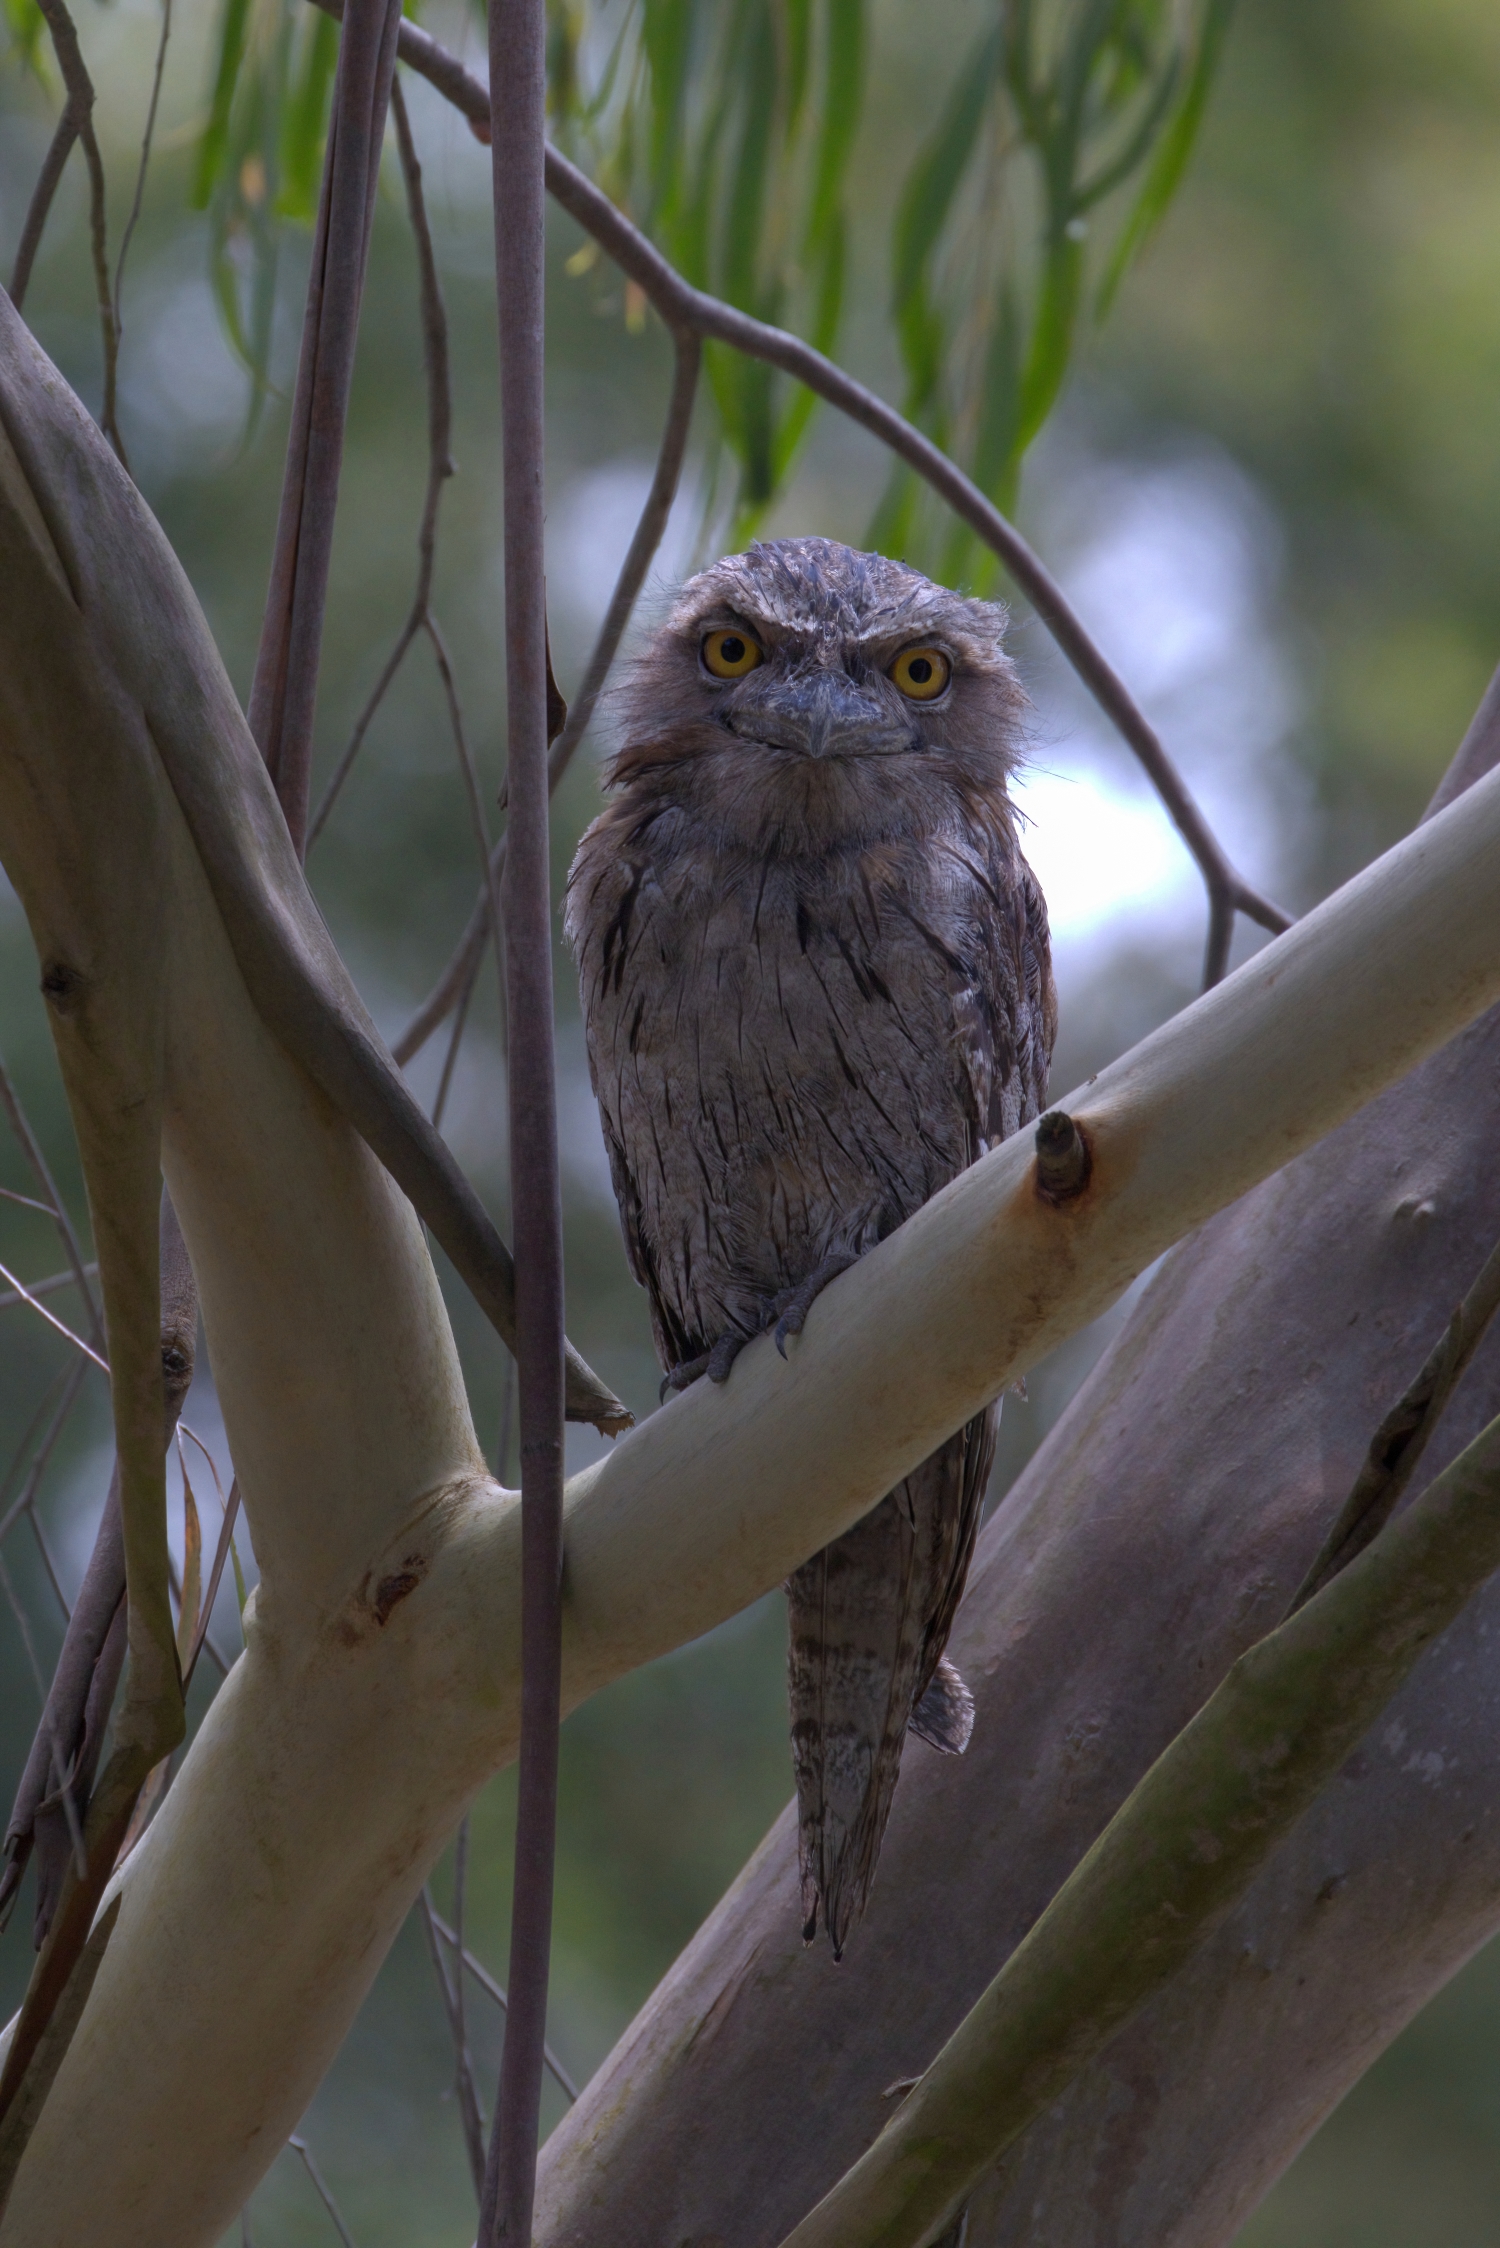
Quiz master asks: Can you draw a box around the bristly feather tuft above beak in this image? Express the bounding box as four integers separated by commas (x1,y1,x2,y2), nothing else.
726,665,915,759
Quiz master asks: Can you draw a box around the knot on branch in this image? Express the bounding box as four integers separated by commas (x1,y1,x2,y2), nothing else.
39,959,87,1016
1034,1109,1091,1206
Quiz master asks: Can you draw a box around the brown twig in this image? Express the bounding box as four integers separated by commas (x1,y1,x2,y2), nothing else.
393,331,701,1067
0,1548,86,1887
419,1882,487,2200
478,0,566,2236
249,0,403,856
305,71,454,851
288,2136,360,2247
9,111,78,310
428,1907,579,2101
19,0,125,459
315,0,1290,996
184,1477,241,1689
0,1056,104,1345
0,1263,99,1313
0,1194,196,1948
111,0,173,334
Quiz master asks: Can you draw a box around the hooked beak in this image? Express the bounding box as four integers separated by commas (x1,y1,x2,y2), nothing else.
726,667,914,758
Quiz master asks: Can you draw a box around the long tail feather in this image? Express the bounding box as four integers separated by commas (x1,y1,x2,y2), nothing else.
786,1404,997,1956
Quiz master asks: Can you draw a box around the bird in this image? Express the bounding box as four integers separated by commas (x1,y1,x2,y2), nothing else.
566,536,1057,1957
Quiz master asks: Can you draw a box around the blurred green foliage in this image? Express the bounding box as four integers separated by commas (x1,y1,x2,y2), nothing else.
4,0,1500,2242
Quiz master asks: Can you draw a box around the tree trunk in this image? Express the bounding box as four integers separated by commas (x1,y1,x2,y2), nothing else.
533,713,1500,2248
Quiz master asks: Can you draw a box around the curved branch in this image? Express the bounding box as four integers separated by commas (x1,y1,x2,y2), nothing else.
0,293,627,1438
351,4,1290,995
4,585,1499,2241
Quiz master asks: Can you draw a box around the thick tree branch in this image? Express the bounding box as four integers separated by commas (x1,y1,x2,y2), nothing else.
531,686,1500,2248
779,1406,1500,2248
3,275,1500,2243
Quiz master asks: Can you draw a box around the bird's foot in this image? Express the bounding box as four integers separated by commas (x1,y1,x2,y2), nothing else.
659,1329,750,1400
773,1249,861,1358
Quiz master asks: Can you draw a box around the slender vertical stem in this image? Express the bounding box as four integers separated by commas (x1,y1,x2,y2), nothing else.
479,0,564,2237
248,0,402,853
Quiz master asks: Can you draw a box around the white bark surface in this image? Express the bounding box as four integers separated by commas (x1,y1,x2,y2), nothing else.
3,318,1500,2243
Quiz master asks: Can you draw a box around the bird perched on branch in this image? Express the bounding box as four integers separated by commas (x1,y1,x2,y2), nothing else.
567,537,1056,1956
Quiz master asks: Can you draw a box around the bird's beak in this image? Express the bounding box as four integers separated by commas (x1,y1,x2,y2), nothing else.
728,667,912,758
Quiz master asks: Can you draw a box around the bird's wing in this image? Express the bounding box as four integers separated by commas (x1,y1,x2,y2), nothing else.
947,818,1057,1160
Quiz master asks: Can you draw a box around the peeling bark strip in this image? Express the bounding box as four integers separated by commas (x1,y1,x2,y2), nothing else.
479,0,567,2237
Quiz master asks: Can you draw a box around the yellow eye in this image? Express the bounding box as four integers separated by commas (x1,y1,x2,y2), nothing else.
890,645,950,701
702,628,764,679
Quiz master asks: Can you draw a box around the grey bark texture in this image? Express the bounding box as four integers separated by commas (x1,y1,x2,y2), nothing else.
534,705,1500,2248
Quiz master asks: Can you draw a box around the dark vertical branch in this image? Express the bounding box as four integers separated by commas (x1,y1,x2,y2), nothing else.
305,71,454,851
9,112,79,311
479,0,565,2237
248,0,402,854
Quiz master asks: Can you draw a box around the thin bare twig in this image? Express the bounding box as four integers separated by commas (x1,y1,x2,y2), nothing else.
288,2136,360,2247
393,331,701,1067
249,0,403,855
315,0,1291,996
479,0,567,2233
306,71,454,851
185,1469,241,1688
0,1362,87,1548
419,1884,487,2199
21,0,125,458
0,1261,98,1311
26,1505,70,1625
112,0,173,334
428,1908,579,2102
0,1546,85,1881
0,1259,108,1373
0,1056,104,1343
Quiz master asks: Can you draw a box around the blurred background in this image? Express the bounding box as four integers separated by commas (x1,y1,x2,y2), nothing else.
4,0,1500,2239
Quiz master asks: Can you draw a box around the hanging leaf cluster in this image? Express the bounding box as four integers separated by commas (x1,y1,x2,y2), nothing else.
173,0,1230,531
874,0,1236,582
544,0,866,539
190,0,338,423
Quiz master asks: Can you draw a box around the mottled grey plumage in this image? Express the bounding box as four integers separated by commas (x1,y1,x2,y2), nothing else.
567,537,1056,1955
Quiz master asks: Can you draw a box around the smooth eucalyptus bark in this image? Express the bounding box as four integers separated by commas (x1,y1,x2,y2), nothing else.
532,712,1500,2248
4,314,1500,2243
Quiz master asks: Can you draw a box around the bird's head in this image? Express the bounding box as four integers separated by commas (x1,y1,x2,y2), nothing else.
607,539,1024,831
